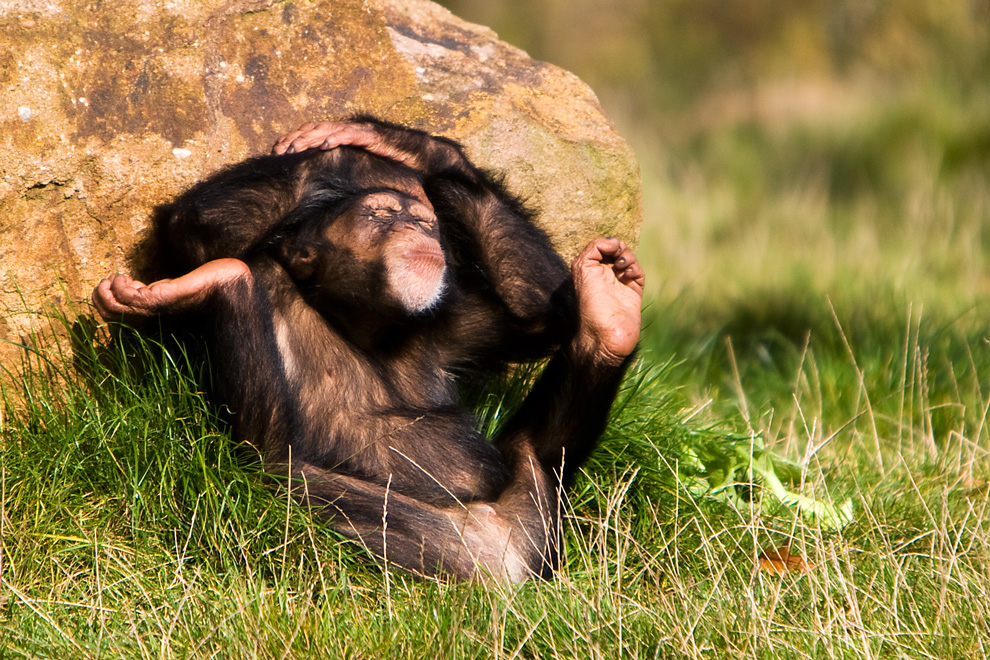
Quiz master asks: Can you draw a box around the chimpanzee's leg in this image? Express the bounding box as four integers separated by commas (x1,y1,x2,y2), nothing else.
275,455,554,582
295,237,644,581
92,259,251,319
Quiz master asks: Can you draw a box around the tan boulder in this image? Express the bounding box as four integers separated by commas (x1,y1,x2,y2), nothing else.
0,0,641,368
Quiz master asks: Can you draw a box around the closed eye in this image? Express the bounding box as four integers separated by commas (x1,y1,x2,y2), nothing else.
363,203,402,223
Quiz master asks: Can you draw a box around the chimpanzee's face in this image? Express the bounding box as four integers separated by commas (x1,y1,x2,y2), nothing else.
329,188,447,313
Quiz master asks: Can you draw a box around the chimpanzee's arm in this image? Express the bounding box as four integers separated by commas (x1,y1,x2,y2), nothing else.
273,119,471,175
495,238,645,480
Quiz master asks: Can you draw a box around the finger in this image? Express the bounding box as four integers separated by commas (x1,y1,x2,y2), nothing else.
93,276,112,301
93,275,118,303
109,276,145,303
612,247,640,275
275,125,327,154
617,262,646,288
614,246,636,269
285,125,351,154
316,125,374,151
272,132,300,154
616,259,644,279
603,239,628,261
92,281,110,317
284,133,312,154
572,237,622,270
93,283,127,319
272,122,322,153
107,273,133,293
597,237,625,258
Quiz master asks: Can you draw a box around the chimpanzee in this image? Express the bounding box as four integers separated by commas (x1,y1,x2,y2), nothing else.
92,120,645,582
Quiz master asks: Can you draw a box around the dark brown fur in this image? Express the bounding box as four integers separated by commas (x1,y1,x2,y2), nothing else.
142,121,630,581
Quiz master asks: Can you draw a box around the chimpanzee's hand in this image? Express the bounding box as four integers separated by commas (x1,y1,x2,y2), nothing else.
93,274,173,319
92,259,251,321
570,238,645,366
271,121,424,169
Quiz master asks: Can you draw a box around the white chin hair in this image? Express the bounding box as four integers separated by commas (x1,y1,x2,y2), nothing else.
387,259,448,313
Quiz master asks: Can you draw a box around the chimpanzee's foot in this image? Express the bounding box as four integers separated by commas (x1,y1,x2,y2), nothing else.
570,237,646,365
92,258,250,320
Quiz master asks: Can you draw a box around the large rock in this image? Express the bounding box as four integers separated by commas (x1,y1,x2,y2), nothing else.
0,0,641,368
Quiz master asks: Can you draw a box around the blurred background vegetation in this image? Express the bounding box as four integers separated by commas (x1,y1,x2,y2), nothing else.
440,0,990,430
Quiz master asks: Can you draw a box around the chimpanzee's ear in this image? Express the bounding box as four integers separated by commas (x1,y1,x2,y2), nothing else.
283,243,317,281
